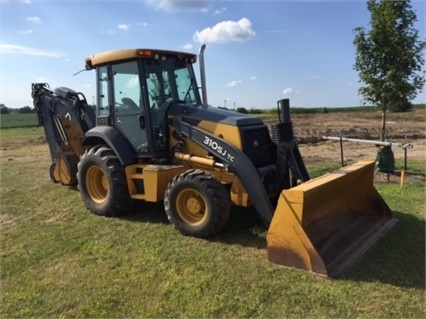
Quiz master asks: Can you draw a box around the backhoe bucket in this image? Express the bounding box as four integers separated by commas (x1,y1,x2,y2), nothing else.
267,161,397,278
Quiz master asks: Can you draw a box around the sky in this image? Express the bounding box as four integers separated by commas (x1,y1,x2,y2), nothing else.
1,0,425,109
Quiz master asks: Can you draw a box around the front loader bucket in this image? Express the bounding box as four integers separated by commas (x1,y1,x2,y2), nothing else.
267,161,397,278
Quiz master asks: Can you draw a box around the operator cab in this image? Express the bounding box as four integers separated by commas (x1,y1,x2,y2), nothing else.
85,49,201,160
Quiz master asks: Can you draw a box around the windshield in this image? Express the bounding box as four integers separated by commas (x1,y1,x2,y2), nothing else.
143,58,201,110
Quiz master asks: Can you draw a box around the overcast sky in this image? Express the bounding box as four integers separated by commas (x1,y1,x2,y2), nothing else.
1,0,425,109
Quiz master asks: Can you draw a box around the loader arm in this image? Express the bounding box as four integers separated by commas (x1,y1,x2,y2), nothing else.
171,118,274,227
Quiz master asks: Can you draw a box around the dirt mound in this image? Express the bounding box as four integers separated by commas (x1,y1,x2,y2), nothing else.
264,108,425,164
290,109,426,143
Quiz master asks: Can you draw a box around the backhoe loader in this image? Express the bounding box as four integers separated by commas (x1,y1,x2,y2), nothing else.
32,46,396,278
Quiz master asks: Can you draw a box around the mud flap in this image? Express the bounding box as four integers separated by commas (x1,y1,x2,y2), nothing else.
267,160,397,278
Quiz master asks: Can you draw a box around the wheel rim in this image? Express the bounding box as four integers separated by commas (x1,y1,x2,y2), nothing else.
176,189,207,225
86,166,108,204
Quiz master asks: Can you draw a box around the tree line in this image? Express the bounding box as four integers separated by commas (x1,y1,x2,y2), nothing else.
0,104,35,114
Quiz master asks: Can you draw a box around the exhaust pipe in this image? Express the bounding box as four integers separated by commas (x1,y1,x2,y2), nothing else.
199,44,208,106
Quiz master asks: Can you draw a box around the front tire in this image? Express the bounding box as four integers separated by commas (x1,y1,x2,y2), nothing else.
77,146,132,217
164,169,230,238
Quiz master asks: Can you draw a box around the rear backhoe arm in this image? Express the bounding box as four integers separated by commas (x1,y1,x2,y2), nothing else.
171,118,274,227
32,83,96,185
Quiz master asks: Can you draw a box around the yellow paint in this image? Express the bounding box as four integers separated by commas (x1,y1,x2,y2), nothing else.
125,164,186,202
267,161,394,277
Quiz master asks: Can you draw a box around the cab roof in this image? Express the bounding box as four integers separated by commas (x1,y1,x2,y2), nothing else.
85,48,197,70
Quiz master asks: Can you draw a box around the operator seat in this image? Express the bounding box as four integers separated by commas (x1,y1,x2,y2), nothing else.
121,97,139,112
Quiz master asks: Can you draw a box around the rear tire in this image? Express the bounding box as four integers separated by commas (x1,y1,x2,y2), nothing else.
164,169,230,238
77,146,132,217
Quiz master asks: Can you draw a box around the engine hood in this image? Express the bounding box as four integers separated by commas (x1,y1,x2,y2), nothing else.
168,103,264,127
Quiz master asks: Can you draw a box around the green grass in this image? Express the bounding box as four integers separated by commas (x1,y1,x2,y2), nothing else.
0,126,44,142
0,113,38,129
1,128,425,318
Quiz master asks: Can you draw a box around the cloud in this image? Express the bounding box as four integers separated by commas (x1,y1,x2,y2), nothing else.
118,24,129,31
227,80,242,87
127,76,139,88
27,16,41,23
18,29,33,35
213,6,226,15
146,0,210,12
282,88,296,95
0,44,66,58
249,76,256,80
194,18,255,44
183,43,193,50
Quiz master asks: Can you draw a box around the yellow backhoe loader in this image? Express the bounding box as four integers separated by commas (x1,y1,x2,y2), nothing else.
31,46,396,278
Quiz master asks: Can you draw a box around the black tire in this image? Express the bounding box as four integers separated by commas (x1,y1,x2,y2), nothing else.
164,169,230,238
77,145,132,217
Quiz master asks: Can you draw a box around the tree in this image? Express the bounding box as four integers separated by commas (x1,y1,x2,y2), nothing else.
353,0,425,141
0,104,10,114
18,106,34,113
236,107,248,114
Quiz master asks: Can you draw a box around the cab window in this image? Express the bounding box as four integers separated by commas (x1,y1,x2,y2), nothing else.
112,61,143,114
98,66,110,116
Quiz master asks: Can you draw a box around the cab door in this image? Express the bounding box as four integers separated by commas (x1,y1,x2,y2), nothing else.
110,61,150,155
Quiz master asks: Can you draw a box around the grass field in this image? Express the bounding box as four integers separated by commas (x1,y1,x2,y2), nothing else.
1,124,425,317
0,113,38,129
